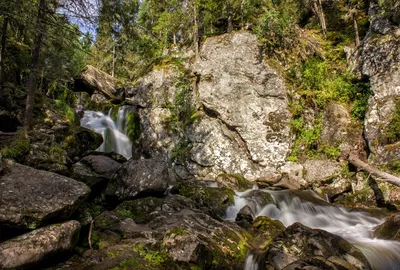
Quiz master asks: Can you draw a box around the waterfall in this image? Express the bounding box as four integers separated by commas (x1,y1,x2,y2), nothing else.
229,189,400,270
80,106,133,159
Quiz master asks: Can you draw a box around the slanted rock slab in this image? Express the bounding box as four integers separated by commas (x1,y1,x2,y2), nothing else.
265,222,371,270
0,220,81,269
106,158,171,201
0,163,91,229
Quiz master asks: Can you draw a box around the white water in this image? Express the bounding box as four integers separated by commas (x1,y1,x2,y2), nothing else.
80,106,133,159
228,189,400,270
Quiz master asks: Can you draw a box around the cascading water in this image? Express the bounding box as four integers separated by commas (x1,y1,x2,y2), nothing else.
227,188,400,270
80,106,133,159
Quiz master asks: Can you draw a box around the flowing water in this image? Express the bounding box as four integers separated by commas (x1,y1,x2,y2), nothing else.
80,106,133,159
227,187,400,270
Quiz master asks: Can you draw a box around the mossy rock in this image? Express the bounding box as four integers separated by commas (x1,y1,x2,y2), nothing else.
373,213,400,241
172,182,235,219
216,173,252,190
62,126,103,160
251,216,285,250
113,196,195,224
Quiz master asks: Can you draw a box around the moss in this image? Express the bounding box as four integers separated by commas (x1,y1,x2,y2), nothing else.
177,183,235,219
0,132,30,162
217,173,252,190
127,111,142,146
167,227,190,237
115,197,164,224
386,104,400,144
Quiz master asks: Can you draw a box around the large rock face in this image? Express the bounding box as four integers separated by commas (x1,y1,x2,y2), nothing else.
265,222,372,270
126,31,292,181
0,220,80,269
0,163,90,229
353,3,400,167
191,31,292,179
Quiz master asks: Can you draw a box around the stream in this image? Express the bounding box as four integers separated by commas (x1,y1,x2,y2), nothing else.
226,187,400,270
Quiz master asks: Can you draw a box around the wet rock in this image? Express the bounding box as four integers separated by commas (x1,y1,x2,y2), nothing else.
71,155,121,188
0,220,81,269
63,126,103,160
171,181,235,219
215,173,252,190
241,189,275,208
106,158,172,201
236,205,254,223
0,163,90,229
153,209,252,269
83,151,127,163
265,222,372,270
252,216,285,249
89,196,252,269
374,213,400,241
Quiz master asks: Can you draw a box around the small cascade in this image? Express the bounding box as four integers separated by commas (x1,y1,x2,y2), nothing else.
80,106,133,159
233,189,400,270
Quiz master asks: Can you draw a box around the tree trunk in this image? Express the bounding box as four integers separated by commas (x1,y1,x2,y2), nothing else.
348,154,400,187
227,1,233,33
111,43,115,77
353,13,360,47
0,16,9,84
24,0,46,136
312,0,327,37
193,4,199,60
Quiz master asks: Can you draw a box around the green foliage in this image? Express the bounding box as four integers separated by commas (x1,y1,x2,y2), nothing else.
54,100,76,124
133,244,166,266
0,132,30,162
386,104,400,144
255,0,298,55
163,68,200,163
288,117,323,161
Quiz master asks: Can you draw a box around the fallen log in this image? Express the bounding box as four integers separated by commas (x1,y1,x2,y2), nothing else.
348,154,400,187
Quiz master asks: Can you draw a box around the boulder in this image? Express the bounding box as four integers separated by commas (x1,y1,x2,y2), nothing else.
74,65,118,101
88,195,252,270
265,222,372,270
171,181,235,219
191,31,292,179
0,163,90,229
374,213,400,241
62,126,103,161
0,220,81,269
303,159,343,184
106,158,172,201
125,31,292,181
71,155,121,188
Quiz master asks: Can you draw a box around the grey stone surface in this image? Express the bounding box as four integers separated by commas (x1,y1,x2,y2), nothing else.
0,163,90,229
352,3,400,167
0,220,81,269
106,158,172,201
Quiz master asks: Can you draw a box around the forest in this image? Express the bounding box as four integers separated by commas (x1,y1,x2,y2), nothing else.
1,0,400,270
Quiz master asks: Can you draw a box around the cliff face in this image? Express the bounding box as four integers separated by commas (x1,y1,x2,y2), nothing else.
352,3,400,166
190,32,292,179
127,32,292,180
